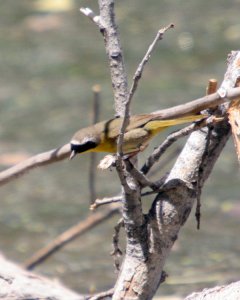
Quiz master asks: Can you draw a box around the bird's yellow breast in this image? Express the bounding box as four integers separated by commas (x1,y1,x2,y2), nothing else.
94,136,117,153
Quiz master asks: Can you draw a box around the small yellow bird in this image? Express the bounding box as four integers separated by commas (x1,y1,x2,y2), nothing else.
69,113,205,160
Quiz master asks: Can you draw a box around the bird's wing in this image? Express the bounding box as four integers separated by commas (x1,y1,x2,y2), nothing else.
103,114,153,139
101,113,203,139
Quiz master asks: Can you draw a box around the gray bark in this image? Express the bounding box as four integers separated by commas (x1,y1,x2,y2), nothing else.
185,280,240,300
0,254,83,300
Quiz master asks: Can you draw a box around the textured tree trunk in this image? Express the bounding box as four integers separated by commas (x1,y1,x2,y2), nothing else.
0,254,84,300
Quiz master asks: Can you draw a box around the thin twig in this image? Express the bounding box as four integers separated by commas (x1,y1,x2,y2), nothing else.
128,24,174,104
24,205,119,270
111,218,124,271
91,187,168,211
87,288,114,300
147,147,181,177
117,23,174,157
89,85,101,204
124,160,158,190
195,79,218,229
90,195,122,210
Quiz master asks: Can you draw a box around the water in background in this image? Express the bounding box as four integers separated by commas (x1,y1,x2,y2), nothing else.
0,0,240,297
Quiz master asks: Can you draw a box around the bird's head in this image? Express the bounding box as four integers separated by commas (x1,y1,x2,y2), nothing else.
69,127,100,160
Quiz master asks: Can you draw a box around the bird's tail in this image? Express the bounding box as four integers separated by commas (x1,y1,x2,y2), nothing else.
145,114,206,133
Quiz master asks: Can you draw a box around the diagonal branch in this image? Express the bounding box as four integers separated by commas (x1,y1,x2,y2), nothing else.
24,204,119,270
128,23,174,104
0,144,70,187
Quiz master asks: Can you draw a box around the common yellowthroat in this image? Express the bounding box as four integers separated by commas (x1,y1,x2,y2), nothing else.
70,113,205,159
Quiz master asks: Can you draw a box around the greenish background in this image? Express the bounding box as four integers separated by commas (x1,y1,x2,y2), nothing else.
0,0,240,298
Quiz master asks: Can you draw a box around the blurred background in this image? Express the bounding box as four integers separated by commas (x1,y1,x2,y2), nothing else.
0,0,240,298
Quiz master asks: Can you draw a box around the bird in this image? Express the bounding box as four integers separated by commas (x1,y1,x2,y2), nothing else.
69,112,206,160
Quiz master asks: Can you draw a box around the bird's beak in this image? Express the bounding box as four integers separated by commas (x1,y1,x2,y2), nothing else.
69,150,77,160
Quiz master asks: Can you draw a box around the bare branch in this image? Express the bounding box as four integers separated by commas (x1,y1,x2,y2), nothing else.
0,255,84,300
152,86,240,118
87,288,114,300
90,195,122,210
89,85,101,204
24,205,119,270
128,23,174,104
0,144,70,187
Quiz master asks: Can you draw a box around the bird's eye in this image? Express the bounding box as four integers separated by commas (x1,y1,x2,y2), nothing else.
70,141,97,153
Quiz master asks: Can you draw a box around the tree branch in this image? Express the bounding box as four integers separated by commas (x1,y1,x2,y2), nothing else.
87,288,114,300
0,144,70,187
128,24,174,104
0,254,84,300
89,85,101,204
90,195,122,210
98,0,129,117
24,204,119,270
152,85,240,118
185,281,240,300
